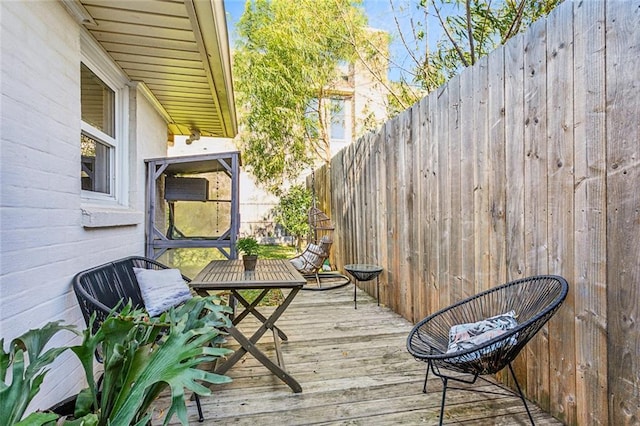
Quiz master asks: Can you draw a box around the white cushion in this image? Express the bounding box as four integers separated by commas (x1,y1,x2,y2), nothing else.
446,310,518,358
290,243,324,272
290,256,305,270
133,267,192,317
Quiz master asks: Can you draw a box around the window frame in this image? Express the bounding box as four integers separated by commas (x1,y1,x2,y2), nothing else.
80,31,130,206
329,97,352,144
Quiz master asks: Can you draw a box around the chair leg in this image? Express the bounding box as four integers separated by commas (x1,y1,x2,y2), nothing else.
438,377,448,426
195,393,204,422
508,363,535,426
422,361,431,393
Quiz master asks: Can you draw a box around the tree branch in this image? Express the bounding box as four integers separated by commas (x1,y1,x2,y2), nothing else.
431,0,469,67
502,0,527,43
466,0,475,65
336,3,419,111
476,0,494,57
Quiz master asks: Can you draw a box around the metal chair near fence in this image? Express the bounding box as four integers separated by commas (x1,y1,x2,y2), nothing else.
406,275,569,425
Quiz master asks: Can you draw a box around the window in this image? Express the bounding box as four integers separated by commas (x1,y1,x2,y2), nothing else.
81,64,114,194
330,98,348,142
80,32,129,204
305,98,320,140
337,60,350,82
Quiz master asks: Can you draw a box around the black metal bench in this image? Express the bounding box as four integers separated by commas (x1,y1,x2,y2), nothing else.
72,255,204,422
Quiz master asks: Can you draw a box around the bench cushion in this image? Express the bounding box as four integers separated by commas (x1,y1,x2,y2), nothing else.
133,267,192,316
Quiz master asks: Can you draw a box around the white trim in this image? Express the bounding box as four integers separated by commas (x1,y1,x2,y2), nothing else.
60,0,97,26
80,31,128,87
80,32,131,207
81,206,144,228
136,81,172,125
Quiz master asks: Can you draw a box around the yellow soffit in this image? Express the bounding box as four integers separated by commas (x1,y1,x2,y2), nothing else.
65,0,237,138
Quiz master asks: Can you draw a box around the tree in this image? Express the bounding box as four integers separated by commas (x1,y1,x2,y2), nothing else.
273,184,312,251
349,0,563,114
233,0,368,193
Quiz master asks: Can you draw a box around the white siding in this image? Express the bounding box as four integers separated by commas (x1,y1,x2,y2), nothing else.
0,1,168,411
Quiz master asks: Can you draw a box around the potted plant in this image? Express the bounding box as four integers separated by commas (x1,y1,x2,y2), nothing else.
236,236,260,271
2,295,233,425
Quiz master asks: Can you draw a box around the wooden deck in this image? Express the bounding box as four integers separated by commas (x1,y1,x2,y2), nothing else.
154,285,563,425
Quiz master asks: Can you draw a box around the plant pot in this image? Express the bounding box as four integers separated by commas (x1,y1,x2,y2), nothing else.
242,255,258,271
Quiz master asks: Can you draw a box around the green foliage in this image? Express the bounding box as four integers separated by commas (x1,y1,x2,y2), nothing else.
1,321,77,426
1,298,232,426
258,244,297,260
273,185,312,249
352,0,562,114
234,0,368,192
416,0,562,92
70,297,232,426
236,237,260,256
164,248,227,280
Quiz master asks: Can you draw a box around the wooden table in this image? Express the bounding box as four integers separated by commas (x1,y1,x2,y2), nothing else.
190,259,305,393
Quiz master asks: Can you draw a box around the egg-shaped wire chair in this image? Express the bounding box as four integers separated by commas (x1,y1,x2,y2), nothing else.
407,275,569,425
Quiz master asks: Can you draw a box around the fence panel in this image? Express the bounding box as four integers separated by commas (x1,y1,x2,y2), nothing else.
310,2,637,422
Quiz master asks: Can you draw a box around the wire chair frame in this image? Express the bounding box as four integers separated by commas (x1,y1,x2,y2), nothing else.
407,275,569,425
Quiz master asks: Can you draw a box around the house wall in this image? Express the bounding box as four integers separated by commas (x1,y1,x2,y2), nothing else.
0,1,169,410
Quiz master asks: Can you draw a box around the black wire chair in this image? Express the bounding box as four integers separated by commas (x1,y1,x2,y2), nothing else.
407,275,569,425
73,256,205,422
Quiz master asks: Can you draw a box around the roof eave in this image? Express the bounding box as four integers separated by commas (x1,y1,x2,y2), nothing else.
185,0,237,138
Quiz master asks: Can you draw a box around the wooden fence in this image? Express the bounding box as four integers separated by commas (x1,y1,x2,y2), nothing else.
312,1,639,424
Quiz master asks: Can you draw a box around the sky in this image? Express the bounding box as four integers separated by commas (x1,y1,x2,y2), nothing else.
222,0,447,83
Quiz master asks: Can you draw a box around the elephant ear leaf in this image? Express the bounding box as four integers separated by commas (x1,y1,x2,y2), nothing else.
14,411,59,426
92,296,232,426
0,321,76,425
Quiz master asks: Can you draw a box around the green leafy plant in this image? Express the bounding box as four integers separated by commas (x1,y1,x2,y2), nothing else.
69,296,233,426
273,185,312,251
234,0,368,192
1,295,232,426
0,321,76,426
236,237,260,257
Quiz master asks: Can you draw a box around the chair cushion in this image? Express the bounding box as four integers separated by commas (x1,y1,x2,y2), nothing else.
290,256,305,270
290,243,323,271
133,267,192,317
446,310,518,356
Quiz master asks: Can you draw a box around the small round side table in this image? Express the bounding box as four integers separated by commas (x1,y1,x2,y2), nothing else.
344,264,384,309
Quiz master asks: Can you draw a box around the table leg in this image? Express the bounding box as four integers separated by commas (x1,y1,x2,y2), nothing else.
376,276,380,306
230,289,268,324
220,328,302,393
232,289,288,341
214,287,302,393
353,277,358,309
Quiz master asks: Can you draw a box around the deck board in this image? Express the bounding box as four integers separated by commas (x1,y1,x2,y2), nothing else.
152,285,563,425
